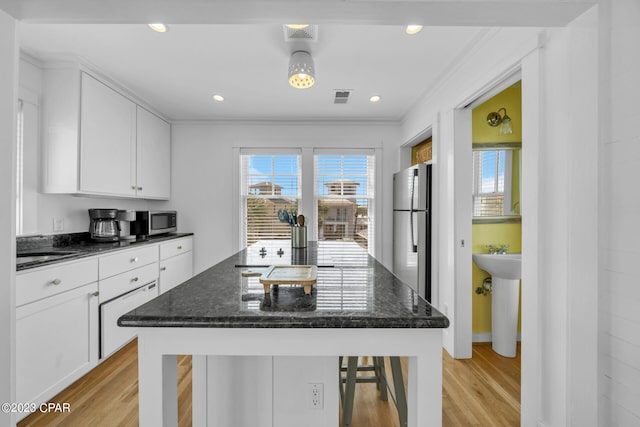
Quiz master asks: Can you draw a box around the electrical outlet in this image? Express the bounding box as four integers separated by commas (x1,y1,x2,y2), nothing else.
53,217,64,232
307,383,324,409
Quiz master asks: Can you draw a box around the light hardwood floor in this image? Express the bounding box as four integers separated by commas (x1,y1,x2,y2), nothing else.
18,340,520,427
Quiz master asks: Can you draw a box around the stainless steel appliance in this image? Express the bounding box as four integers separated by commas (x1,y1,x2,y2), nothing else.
131,210,177,237
392,163,432,302
116,210,137,241
88,209,120,242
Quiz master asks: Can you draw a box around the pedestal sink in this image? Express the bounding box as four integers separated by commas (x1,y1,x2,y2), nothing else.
472,253,522,358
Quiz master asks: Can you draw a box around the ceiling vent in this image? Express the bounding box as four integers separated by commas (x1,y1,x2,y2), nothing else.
283,25,319,42
334,90,352,104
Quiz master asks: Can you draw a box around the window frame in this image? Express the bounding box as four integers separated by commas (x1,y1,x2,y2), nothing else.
472,148,513,217
235,147,380,257
239,148,302,248
313,149,376,255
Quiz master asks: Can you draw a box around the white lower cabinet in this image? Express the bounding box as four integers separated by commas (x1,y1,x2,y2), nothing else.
159,252,193,294
15,236,193,418
159,237,193,294
16,282,99,414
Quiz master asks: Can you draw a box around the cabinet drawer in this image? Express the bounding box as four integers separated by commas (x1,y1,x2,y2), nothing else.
99,262,159,303
160,237,192,260
99,245,158,279
16,258,98,307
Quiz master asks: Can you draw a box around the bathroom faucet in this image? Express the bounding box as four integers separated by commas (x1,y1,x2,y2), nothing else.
486,244,509,254
496,244,509,254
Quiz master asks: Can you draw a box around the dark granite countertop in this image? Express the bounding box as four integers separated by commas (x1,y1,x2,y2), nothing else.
16,232,194,271
118,241,449,329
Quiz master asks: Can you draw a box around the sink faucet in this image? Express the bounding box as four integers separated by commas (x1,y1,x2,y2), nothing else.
486,244,509,254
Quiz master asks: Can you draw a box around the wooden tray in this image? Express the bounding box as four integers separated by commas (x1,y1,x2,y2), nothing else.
242,265,317,295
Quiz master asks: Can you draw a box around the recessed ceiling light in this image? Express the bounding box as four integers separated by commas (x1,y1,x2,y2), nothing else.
369,95,381,103
212,94,225,102
286,24,310,30
405,25,423,35
148,23,168,33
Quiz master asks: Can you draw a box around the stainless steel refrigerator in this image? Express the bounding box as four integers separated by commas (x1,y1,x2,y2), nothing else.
393,163,432,302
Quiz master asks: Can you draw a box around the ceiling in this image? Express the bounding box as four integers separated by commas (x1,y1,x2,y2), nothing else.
19,23,489,121
10,1,593,122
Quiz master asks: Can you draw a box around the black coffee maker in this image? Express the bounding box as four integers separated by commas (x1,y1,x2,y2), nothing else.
88,209,120,242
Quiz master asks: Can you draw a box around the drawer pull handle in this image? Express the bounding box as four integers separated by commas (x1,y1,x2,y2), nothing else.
131,257,139,263
177,245,183,250
91,291,100,297
160,267,167,271
131,277,139,282
131,185,137,190
137,186,143,191
51,278,62,285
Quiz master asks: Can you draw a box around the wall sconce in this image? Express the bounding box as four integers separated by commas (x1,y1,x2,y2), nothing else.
486,107,513,135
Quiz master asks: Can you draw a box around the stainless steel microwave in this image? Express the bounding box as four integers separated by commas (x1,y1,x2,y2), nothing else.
132,210,177,236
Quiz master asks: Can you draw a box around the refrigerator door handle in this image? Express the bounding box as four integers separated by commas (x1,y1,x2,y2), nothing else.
411,170,418,253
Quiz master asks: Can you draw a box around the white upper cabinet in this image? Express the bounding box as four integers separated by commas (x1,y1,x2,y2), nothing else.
136,106,171,199
80,73,137,196
42,64,170,200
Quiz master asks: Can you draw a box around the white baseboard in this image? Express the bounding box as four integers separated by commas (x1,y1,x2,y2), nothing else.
472,332,522,343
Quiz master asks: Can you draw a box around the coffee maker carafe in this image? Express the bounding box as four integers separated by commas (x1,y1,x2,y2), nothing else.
88,209,120,242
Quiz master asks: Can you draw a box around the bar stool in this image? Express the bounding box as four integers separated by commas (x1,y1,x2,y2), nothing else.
339,356,407,427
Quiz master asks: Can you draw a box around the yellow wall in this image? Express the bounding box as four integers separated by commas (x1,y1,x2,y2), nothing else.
472,84,522,143
471,84,522,337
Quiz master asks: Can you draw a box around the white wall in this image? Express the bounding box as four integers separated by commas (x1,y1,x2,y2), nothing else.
164,122,400,275
401,13,603,425
18,57,153,235
401,26,540,359
0,10,17,427
599,0,640,424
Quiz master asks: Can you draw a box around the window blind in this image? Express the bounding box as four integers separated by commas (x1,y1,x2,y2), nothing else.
240,153,301,247
472,149,510,216
314,153,375,253
16,100,24,235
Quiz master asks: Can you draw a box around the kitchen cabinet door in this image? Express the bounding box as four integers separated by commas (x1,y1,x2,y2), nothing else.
80,72,136,196
15,282,98,414
159,251,193,294
136,106,170,199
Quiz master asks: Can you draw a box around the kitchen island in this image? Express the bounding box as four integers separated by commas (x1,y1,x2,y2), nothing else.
119,241,449,427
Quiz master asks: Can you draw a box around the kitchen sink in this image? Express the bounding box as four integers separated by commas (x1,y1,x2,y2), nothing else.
17,251,81,264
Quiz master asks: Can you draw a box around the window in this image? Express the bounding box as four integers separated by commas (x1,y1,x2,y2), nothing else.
16,91,39,236
472,149,513,216
16,100,24,234
314,152,375,253
240,152,301,247
239,149,377,254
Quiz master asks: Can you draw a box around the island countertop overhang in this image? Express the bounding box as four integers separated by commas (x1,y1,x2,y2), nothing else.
118,241,449,329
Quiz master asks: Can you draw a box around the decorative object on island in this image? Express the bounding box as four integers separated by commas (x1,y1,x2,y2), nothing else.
278,209,307,248
486,107,513,134
242,265,318,295
291,226,307,248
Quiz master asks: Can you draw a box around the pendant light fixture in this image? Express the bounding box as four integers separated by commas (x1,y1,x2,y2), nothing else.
288,51,315,89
